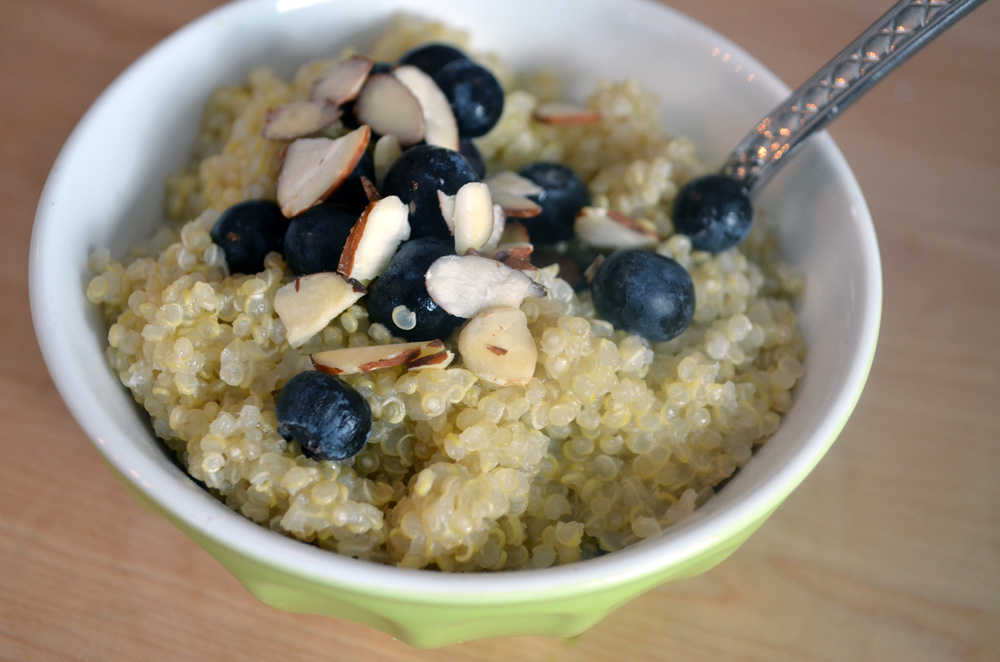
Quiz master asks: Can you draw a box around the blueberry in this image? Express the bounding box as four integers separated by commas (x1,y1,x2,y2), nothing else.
324,150,375,213
340,105,360,130
432,59,504,138
591,249,695,342
210,199,289,275
381,144,479,238
283,204,357,276
458,138,486,179
275,371,372,461
398,43,468,77
367,237,463,341
518,162,591,244
672,174,754,252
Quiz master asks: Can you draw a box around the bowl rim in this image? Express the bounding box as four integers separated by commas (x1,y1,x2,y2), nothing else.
29,0,881,600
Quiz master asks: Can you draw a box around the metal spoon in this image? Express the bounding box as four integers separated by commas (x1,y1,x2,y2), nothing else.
672,0,987,252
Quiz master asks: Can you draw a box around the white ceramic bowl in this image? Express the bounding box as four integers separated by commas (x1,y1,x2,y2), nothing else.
30,0,881,648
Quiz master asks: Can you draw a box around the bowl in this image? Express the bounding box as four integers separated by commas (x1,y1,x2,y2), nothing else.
29,0,881,648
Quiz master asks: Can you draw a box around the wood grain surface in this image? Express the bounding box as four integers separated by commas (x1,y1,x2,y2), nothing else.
2,1,998,660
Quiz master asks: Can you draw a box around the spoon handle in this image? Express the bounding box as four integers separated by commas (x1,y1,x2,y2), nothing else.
723,0,986,193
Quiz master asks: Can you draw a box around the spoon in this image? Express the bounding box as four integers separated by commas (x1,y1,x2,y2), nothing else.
672,0,987,252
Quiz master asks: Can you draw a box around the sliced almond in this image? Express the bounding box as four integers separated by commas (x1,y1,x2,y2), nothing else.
359,176,380,203
485,171,545,198
492,242,535,271
458,306,537,387
437,189,456,235
440,187,507,255
485,173,542,218
532,101,602,125
406,348,456,370
583,254,605,284
485,171,543,218
274,272,366,348
425,254,547,318
451,182,495,255
574,207,659,250
337,195,411,285
392,64,459,151
499,220,531,245
491,191,542,218
275,125,371,217
373,133,403,189
262,101,343,141
354,73,425,146
482,204,507,256
310,55,374,106
311,339,444,375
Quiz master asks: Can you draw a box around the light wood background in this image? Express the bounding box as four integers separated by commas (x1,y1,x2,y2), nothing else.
3,1,998,660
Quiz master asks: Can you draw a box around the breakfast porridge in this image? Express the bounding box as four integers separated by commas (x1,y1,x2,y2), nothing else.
86,16,805,571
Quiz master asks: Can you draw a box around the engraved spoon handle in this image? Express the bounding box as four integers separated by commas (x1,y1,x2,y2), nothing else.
723,0,987,193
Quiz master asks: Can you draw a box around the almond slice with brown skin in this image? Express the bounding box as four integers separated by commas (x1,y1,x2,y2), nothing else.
274,272,366,348
492,242,535,271
490,191,542,218
359,176,380,203
337,195,411,285
458,306,537,387
354,73,425,146
532,101,602,125
574,206,659,249
406,348,455,370
310,55,374,106
425,254,547,318
311,339,445,375
499,220,531,245
392,64,459,151
275,125,371,217
262,101,343,141
583,254,605,284
486,171,544,197
498,256,536,273
485,171,543,218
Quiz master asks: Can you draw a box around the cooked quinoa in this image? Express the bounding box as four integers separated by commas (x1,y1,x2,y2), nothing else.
86,16,805,571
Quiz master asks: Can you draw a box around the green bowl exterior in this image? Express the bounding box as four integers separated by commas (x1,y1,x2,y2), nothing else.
110,462,776,647
99,311,877,647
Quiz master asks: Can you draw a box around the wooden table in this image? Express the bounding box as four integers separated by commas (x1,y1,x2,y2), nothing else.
3,1,998,659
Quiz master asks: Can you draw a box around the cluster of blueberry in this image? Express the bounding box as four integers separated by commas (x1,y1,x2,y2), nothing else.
209,42,753,461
